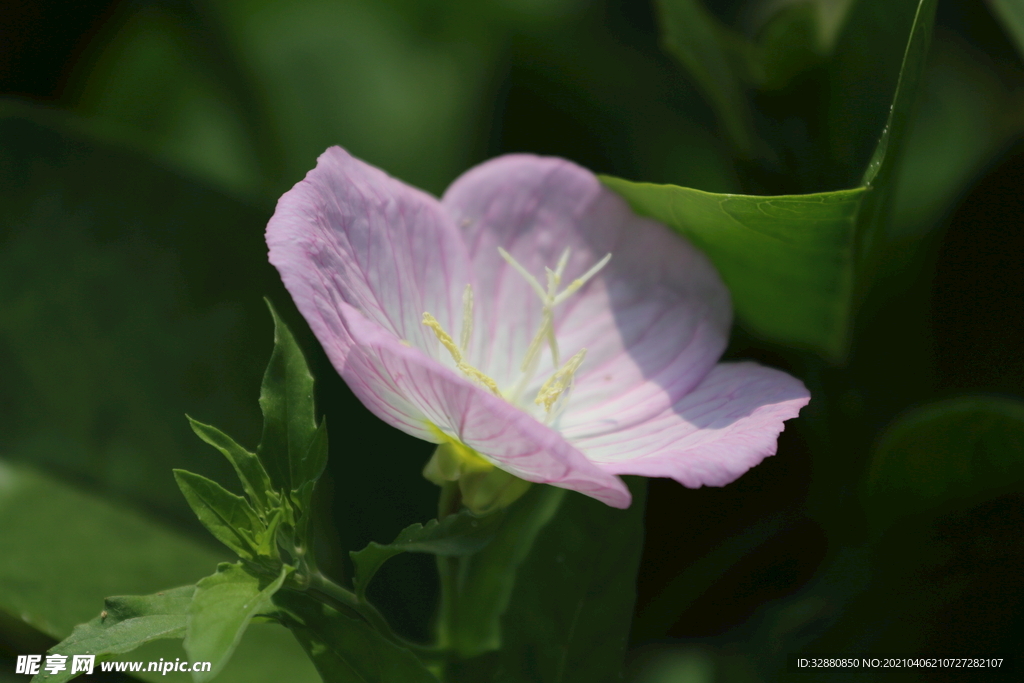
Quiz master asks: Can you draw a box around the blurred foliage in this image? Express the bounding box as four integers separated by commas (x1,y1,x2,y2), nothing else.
1,0,1024,681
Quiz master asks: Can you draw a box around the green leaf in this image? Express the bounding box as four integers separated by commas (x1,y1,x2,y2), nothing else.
0,463,318,683
0,460,223,640
350,510,502,600
599,178,864,358
655,0,758,155
854,0,937,265
184,563,290,682
30,586,194,683
257,300,320,493
173,470,263,560
295,416,329,512
754,1,828,91
826,0,925,187
866,396,1024,530
188,417,273,514
273,590,439,683
630,513,790,642
602,0,939,359
890,31,1024,242
990,0,1024,61
439,484,566,657
450,478,648,683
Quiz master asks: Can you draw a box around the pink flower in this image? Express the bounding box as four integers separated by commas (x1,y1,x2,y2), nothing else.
266,149,810,509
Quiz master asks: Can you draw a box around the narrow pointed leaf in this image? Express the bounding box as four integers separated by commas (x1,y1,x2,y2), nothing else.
188,417,273,513
174,470,262,560
655,0,758,155
258,300,318,492
350,510,502,600
274,591,439,683
296,418,329,506
185,563,289,682
31,586,194,683
990,0,1024,61
855,0,938,264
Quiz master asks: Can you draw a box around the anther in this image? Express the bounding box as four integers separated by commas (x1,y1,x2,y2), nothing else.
535,348,588,413
423,312,462,364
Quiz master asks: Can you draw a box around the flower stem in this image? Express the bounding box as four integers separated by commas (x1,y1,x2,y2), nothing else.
435,481,462,661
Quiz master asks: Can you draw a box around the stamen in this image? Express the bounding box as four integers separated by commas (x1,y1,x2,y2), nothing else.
498,247,547,302
535,348,587,413
554,248,571,280
460,284,474,354
422,312,462,364
552,253,612,306
459,364,502,397
423,310,502,397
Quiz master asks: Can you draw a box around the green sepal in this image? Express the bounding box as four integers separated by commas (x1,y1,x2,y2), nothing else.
273,590,439,683
174,469,264,560
188,416,274,516
184,563,291,683
30,586,194,683
350,510,502,601
257,299,319,493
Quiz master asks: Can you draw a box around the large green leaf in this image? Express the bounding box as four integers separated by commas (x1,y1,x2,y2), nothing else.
0,460,222,640
274,591,439,683
185,564,289,682
350,510,502,600
438,485,566,658
600,179,863,357
604,0,938,359
866,396,1024,530
30,587,194,683
450,478,647,683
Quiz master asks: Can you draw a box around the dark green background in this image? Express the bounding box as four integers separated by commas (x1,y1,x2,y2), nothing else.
2,1,1023,681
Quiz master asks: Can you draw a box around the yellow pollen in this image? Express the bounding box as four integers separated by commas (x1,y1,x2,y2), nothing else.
535,348,587,413
422,312,462,363
422,311,502,397
422,248,609,420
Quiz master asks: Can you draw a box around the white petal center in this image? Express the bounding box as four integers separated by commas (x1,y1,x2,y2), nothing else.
423,248,611,425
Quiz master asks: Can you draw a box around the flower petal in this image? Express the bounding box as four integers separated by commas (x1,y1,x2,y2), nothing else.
336,300,631,507
575,362,810,487
441,155,731,427
267,146,472,363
